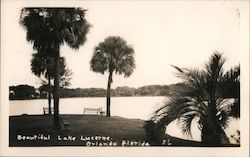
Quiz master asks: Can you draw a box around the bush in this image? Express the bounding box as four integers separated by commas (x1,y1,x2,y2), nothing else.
143,120,165,145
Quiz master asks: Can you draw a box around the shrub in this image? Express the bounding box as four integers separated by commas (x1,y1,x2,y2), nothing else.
143,120,165,145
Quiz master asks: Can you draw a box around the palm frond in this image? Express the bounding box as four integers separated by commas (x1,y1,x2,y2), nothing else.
152,96,205,125
205,52,225,79
222,65,240,81
220,65,240,99
31,53,46,77
62,8,91,49
170,65,183,73
216,109,231,129
90,47,109,74
178,113,197,138
228,98,240,118
90,36,135,77
20,8,90,51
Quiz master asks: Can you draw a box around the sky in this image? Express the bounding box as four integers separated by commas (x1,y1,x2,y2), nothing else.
2,1,241,89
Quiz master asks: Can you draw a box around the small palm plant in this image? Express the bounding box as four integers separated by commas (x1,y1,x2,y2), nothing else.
152,52,240,145
90,36,135,117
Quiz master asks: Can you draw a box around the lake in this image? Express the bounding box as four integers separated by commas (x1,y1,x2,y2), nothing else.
9,96,239,142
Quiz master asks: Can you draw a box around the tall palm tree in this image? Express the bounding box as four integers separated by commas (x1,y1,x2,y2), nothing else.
31,53,67,114
20,8,90,128
152,52,240,145
90,36,135,117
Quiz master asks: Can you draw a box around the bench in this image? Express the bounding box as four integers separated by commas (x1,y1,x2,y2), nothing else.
43,107,54,114
83,107,105,116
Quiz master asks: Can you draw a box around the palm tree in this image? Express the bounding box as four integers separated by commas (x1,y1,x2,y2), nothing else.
20,8,90,128
31,53,67,114
152,52,240,145
90,36,135,117
31,53,53,114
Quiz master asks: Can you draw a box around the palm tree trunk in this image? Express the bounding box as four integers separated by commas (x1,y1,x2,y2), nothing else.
201,117,221,145
202,70,225,145
106,72,113,117
201,118,229,145
48,76,52,114
53,49,60,129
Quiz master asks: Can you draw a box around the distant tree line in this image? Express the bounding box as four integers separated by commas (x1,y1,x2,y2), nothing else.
9,84,178,100
58,85,170,97
9,82,238,100
9,85,39,100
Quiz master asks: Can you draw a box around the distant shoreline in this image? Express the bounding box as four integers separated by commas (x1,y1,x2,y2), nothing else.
9,95,165,101
9,84,175,100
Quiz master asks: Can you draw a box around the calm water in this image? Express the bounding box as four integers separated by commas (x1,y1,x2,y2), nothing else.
9,96,239,142
10,96,163,119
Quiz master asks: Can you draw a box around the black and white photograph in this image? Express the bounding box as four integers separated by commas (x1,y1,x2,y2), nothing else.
0,0,249,156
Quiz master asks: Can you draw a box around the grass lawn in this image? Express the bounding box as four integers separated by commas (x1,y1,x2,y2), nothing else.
9,114,239,147
10,114,149,146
